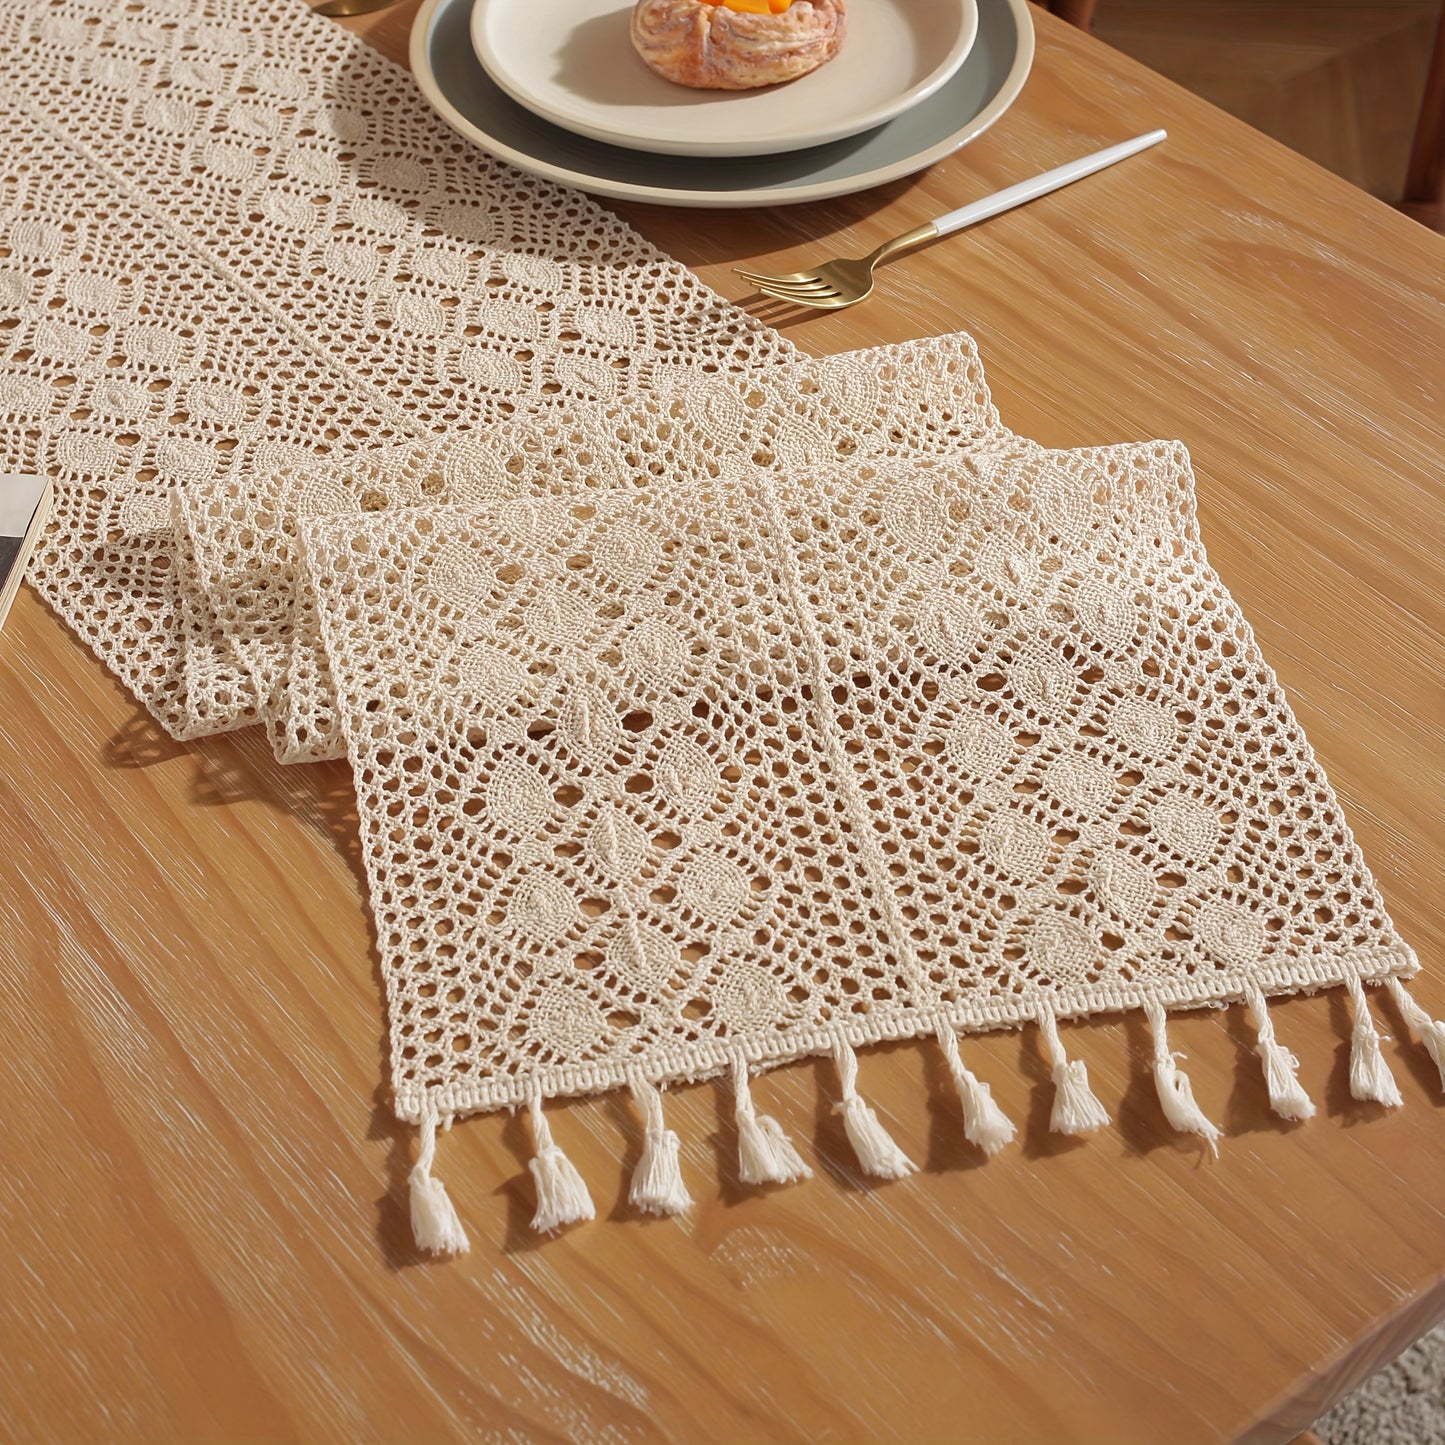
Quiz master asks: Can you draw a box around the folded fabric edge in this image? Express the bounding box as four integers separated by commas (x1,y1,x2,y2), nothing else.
169,486,267,737
392,957,1441,1259
188,331,1009,765
270,430,1190,769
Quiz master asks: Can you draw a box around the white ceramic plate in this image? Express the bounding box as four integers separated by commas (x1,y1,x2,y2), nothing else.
468,0,979,159
411,0,1033,208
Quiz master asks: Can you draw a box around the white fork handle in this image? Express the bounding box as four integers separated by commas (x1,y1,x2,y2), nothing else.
931,129,1167,237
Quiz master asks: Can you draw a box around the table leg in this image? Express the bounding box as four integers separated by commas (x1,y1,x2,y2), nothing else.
1039,0,1098,29
1402,5,1445,231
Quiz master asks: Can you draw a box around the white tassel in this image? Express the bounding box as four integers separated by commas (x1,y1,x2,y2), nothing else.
1243,983,1315,1122
832,1038,916,1180
1037,1007,1111,1135
1346,977,1403,1108
1143,1000,1220,1155
732,1057,811,1186
933,1015,1015,1156
628,1077,693,1216
527,1093,594,1234
1385,977,1445,1091
409,1112,469,1257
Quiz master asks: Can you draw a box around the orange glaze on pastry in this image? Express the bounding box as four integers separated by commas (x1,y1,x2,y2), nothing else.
631,0,847,91
703,0,795,13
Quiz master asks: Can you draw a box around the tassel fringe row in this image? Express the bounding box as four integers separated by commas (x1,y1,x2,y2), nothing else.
402,977,1441,1256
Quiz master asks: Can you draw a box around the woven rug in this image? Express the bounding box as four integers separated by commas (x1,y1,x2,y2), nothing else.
2,0,1439,1257
1318,1323,1445,1444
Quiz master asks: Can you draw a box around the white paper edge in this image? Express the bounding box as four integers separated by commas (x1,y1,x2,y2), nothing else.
0,474,48,538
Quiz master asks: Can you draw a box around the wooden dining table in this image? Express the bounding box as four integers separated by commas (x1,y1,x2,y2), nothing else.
3,2,1443,1441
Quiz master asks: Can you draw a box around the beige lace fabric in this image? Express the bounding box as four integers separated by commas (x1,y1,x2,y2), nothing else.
3,0,1436,1258
175,336,1000,763
296,416,1433,1250
0,0,791,740
304,441,1417,1108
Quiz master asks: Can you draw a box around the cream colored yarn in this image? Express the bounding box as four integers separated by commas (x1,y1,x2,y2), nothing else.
0,0,791,740
174,336,1002,764
297,435,1425,1248
1,0,1435,1259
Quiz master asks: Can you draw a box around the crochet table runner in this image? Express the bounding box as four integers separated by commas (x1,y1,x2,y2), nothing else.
0,0,790,741
297,421,1433,1250
176,336,1000,763
2,0,1437,1257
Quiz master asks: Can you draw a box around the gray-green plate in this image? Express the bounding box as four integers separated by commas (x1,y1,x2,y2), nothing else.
409,0,1034,208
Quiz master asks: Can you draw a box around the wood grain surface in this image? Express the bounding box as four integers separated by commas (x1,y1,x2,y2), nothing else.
2,5,1443,1442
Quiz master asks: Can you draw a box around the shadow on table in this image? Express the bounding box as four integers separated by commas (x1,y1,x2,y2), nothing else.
100,704,432,1267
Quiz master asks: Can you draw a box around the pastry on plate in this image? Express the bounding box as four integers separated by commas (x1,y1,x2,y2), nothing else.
631,0,848,91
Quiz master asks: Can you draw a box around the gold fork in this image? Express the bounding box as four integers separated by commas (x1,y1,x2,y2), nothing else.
735,130,1166,311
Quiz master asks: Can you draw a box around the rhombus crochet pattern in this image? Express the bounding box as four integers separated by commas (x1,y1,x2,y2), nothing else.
299,439,1432,1253
3,0,1437,1260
